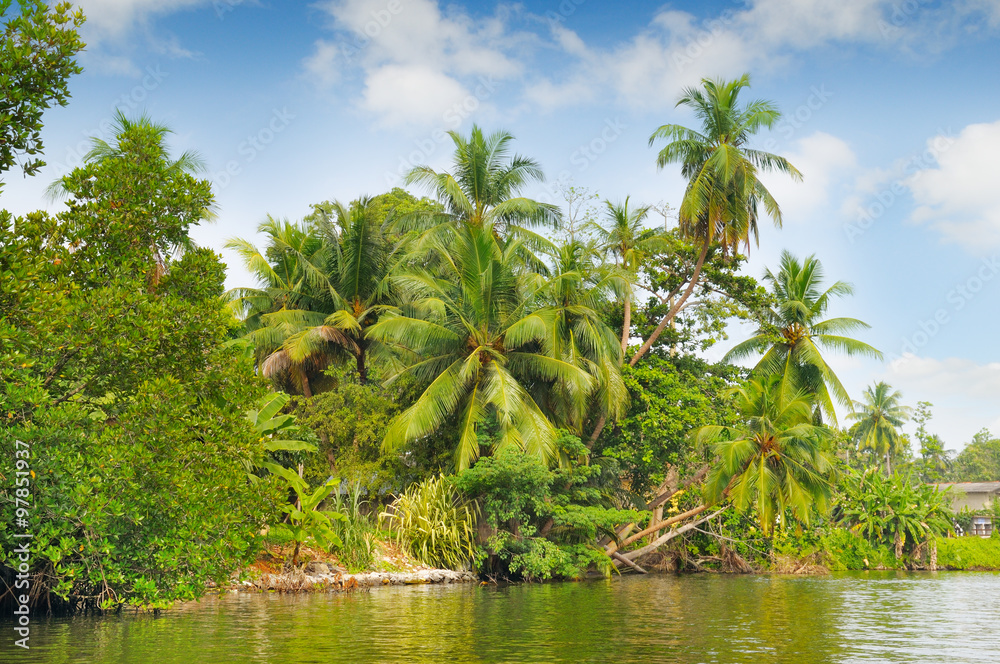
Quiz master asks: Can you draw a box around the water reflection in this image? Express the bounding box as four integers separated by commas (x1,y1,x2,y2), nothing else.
4,572,999,663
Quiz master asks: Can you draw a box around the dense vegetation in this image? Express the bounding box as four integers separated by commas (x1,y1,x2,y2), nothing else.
2,10,997,614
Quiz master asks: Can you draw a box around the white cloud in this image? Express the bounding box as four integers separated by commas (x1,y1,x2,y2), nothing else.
361,64,469,128
761,132,857,222
74,0,213,74
306,0,525,126
882,354,1000,448
906,120,1000,252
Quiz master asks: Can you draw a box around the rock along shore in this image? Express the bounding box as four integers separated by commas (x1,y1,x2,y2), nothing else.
229,564,479,593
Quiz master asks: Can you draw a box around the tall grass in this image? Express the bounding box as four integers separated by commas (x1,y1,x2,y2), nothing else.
328,483,379,572
381,475,479,570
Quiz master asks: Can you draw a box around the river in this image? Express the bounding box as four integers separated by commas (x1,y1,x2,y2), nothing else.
4,571,999,663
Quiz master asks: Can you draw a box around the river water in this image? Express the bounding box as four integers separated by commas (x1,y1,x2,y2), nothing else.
4,571,999,663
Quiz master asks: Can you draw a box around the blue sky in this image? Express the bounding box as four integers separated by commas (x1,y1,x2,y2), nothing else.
5,0,1000,451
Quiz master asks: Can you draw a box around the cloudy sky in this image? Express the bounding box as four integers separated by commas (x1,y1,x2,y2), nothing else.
4,0,1000,451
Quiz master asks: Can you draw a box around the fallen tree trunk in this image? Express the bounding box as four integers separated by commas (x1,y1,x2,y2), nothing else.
606,504,711,556
611,551,647,574
616,508,727,564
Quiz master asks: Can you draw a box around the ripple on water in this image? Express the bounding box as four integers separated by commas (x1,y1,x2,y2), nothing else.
5,571,1000,664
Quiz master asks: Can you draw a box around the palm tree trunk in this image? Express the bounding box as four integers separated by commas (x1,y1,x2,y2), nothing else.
620,294,631,355
356,348,368,385
298,365,313,398
629,237,711,367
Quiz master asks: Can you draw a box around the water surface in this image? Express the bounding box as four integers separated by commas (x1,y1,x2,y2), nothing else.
5,571,998,663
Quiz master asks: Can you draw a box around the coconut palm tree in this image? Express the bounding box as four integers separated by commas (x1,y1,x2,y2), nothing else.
723,251,882,424
538,239,628,437
368,222,594,470
586,197,668,353
697,375,835,535
847,382,911,474
225,216,334,396
636,74,801,366
402,125,560,243
227,198,396,389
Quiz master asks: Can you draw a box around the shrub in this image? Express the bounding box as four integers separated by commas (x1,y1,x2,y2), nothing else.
935,536,1000,570
381,475,478,570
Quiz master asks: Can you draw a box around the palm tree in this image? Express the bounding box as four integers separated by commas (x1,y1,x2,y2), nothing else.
586,197,668,353
227,198,396,389
402,125,560,242
697,375,835,534
538,239,628,437
368,222,594,470
723,251,882,424
847,382,911,474
226,216,334,396
279,198,396,385
636,74,801,366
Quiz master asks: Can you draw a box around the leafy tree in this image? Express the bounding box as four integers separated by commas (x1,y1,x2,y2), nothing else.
724,251,882,423
910,401,950,482
595,355,742,497
950,428,1000,482
0,0,84,192
369,222,596,470
846,382,911,474
0,118,279,610
637,73,800,365
697,375,835,535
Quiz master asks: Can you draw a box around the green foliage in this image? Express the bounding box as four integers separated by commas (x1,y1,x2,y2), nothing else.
327,483,380,572
847,382,912,473
836,469,953,557
815,528,900,571
266,464,345,566
596,355,740,496
0,0,85,190
0,115,279,611
935,536,1000,570
453,438,642,580
949,428,1000,482
294,368,451,492
381,475,478,570
697,375,835,535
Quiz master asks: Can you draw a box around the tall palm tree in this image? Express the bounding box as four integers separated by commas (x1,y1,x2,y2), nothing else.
538,239,628,437
586,197,668,353
226,216,334,396
368,222,594,470
847,382,911,474
227,198,395,389
636,74,801,366
697,375,835,535
402,125,560,243
723,251,882,424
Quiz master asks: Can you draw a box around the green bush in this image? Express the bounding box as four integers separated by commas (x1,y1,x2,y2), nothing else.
328,483,380,572
817,528,900,571
381,475,478,570
935,536,1000,570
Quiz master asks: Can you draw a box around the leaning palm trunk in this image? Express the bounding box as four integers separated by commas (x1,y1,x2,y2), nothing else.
629,238,710,367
